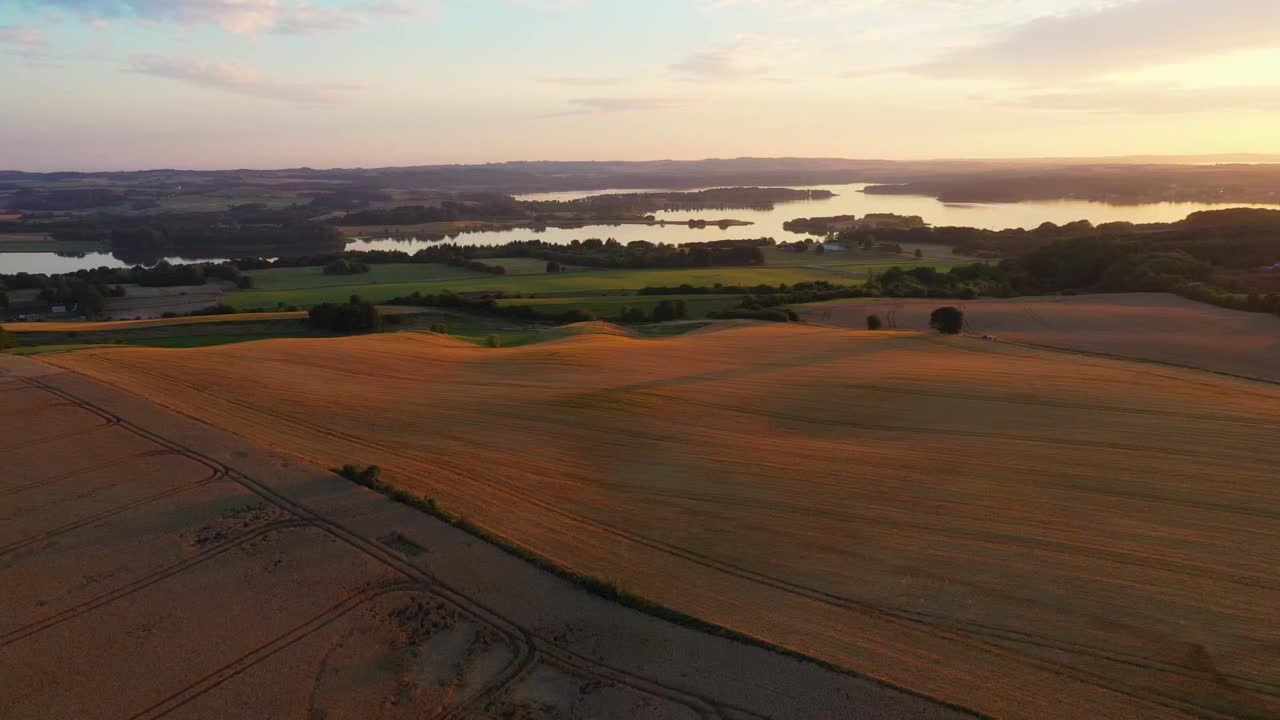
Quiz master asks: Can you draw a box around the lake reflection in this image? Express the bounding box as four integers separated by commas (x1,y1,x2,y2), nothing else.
344,183,1280,254
0,252,229,275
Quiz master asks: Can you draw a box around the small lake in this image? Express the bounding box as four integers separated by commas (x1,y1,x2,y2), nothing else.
5,183,1280,275
0,252,231,276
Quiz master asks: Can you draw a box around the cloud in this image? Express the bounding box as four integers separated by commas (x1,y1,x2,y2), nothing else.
540,76,619,86
706,0,1009,16
23,0,435,35
903,0,1280,81
543,96,690,117
671,35,795,79
0,23,57,64
129,54,362,103
1014,85,1280,114
0,24,48,48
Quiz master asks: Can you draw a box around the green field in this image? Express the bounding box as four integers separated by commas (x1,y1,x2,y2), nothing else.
245,263,483,291
228,264,859,309
494,294,746,319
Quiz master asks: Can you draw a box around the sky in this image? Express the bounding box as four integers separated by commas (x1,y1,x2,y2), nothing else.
2,0,1279,170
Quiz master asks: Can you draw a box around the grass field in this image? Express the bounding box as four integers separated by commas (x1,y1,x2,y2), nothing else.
228,264,858,310
244,264,482,291
47,321,1280,720
2,311,308,333
1,307,571,352
494,293,746,318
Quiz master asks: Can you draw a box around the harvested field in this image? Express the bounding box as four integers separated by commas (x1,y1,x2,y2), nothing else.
799,293,1280,382
2,311,307,333
0,353,945,720
44,323,1280,720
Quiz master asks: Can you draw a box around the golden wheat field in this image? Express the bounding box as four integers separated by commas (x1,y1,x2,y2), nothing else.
799,293,1280,382
47,322,1280,720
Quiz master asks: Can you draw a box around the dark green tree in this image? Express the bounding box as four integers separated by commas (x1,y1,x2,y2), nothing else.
929,306,965,335
651,299,687,322
71,280,107,319
619,305,648,323
866,314,883,331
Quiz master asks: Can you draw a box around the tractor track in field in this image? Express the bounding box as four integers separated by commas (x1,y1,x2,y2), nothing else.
0,450,180,498
65,358,1280,718
13,375,756,720
0,471,225,559
0,519,314,647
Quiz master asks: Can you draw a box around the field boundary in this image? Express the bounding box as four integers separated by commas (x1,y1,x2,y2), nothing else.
335,467,993,720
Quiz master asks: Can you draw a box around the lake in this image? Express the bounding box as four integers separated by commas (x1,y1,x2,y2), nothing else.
5,183,1279,275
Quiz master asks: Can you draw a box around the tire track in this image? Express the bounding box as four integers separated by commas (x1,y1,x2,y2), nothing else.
0,467,225,558
23,376,737,720
126,582,426,720
0,416,119,453
0,450,177,498
0,520,312,647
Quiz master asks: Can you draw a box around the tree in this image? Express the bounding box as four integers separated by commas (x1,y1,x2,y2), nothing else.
929,306,964,335
0,327,15,351
619,305,648,323
866,314,883,331
652,299,687,322
308,296,381,332
914,248,924,259
323,258,369,275
485,334,501,348
71,280,106,319
546,261,562,274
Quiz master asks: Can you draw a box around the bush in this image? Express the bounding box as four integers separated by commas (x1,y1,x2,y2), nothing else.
619,305,648,323
197,304,239,316
429,322,448,334
0,328,15,351
334,464,382,486
485,334,501,348
651,299,687,322
929,306,964,334
323,258,370,276
866,314,883,330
